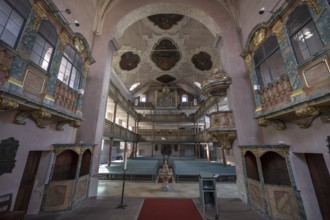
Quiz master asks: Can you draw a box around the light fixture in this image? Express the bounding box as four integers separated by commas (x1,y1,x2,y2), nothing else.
294,28,314,43
253,84,260,91
258,0,281,15
53,8,80,27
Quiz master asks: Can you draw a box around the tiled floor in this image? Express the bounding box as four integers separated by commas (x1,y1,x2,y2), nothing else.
25,180,270,220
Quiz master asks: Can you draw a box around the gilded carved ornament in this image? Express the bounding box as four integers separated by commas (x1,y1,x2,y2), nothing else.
54,146,80,155
59,32,69,51
253,27,267,47
14,110,51,128
0,64,9,73
56,120,81,131
32,14,41,31
257,118,271,127
210,132,236,149
73,37,86,53
32,3,48,20
272,20,285,43
320,108,330,123
302,0,321,14
294,105,319,128
257,118,286,130
243,147,289,157
0,96,19,111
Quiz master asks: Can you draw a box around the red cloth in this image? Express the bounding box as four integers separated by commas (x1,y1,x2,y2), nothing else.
137,198,203,220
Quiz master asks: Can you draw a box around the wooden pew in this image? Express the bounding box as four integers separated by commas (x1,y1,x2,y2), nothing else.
0,194,26,220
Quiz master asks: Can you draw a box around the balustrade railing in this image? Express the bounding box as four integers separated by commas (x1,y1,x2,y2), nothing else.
54,81,79,112
103,120,138,141
259,75,291,111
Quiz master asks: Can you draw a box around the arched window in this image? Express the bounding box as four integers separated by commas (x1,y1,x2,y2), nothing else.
0,0,31,47
30,20,57,71
140,94,146,102
254,35,286,87
181,94,188,103
58,45,83,90
286,5,323,64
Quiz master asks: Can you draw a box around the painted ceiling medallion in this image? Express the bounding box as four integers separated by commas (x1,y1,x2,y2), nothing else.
156,74,176,84
148,14,184,30
151,39,181,71
192,52,213,71
119,52,140,71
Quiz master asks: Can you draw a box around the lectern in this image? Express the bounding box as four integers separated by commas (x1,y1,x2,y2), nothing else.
199,172,219,216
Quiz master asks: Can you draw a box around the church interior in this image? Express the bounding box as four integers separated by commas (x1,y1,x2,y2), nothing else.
0,0,330,219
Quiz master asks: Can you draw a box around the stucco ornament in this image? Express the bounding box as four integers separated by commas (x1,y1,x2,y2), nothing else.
202,68,232,96
253,27,267,47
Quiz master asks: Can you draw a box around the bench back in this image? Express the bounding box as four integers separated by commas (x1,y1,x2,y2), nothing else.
0,193,12,212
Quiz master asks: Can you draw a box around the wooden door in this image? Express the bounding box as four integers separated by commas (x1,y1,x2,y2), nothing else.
14,151,42,211
305,153,330,220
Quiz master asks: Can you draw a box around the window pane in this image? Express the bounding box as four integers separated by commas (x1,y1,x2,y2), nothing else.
0,11,8,26
6,0,31,18
39,20,57,46
260,62,272,85
6,18,21,36
254,47,265,65
1,29,15,46
305,22,323,56
30,51,40,65
0,0,11,16
287,6,311,35
267,49,286,80
291,21,323,63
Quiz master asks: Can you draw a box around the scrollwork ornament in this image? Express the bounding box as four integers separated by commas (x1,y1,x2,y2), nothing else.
32,4,48,20
302,0,321,14
59,33,69,52
295,105,319,117
0,97,19,111
257,118,271,127
244,53,253,71
32,14,41,31
253,27,267,47
294,105,319,128
69,120,81,128
272,20,285,43
31,110,51,128
73,37,85,53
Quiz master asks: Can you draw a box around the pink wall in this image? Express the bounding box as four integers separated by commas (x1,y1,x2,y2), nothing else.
0,111,77,213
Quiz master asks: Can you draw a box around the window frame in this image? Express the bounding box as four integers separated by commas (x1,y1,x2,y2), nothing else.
181,94,188,103
253,35,286,88
0,0,31,48
57,45,84,91
30,20,58,71
140,95,146,103
286,5,324,65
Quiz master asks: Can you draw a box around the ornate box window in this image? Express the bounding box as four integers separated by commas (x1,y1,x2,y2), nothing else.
286,5,323,64
254,35,286,87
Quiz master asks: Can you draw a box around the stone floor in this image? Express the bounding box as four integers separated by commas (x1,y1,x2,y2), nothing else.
25,180,270,220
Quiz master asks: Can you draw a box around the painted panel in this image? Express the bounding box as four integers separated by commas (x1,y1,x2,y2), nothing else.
247,178,264,211
44,180,74,211
265,185,299,220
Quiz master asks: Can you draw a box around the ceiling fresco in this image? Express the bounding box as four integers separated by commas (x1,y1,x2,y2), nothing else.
192,52,213,71
151,38,181,71
112,13,221,97
119,52,140,71
148,14,184,30
156,74,176,84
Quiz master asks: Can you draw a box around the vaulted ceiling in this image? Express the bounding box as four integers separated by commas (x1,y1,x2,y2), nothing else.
111,13,222,98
